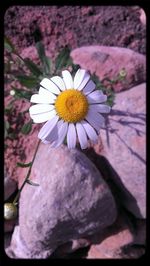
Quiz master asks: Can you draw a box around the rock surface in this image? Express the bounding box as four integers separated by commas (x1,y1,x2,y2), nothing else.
6,144,117,258
71,46,146,92
98,83,146,218
139,8,146,26
87,212,134,258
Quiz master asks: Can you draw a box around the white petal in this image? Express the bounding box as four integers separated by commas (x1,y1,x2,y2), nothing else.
77,72,90,91
74,69,87,89
31,110,56,123
81,120,98,143
44,120,64,143
83,80,95,95
85,110,105,132
62,70,74,89
30,94,55,104
87,90,107,104
42,140,50,144
67,123,76,149
89,104,111,113
76,123,88,149
40,78,60,95
38,115,59,139
29,104,54,115
50,76,66,91
51,121,68,147
39,87,57,102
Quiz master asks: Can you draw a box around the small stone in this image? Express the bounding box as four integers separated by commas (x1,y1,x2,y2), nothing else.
4,203,18,220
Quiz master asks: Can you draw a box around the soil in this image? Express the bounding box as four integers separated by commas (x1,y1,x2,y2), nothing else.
4,5,146,182
4,5,146,57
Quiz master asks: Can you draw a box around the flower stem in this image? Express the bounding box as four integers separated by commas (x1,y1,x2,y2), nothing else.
13,139,41,205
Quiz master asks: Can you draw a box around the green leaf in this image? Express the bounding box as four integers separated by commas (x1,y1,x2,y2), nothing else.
11,87,32,100
4,36,15,53
5,120,10,130
55,46,72,71
36,41,51,74
8,132,17,140
24,58,43,76
16,75,38,89
17,162,32,168
43,56,51,75
26,179,39,186
91,73,115,107
91,74,102,87
21,121,32,135
36,41,45,61
107,93,115,107
71,64,80,75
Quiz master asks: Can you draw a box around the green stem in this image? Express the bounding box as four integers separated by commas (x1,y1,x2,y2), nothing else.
13,139,41,205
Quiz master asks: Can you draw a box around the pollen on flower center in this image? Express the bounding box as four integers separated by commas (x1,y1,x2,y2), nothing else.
55,89,89,123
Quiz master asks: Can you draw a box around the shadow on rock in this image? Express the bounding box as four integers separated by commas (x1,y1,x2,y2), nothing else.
83,147,143,218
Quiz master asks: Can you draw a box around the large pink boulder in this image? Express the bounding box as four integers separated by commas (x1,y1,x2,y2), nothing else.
71,46,146,92
96,83,146,218
6,145,117,258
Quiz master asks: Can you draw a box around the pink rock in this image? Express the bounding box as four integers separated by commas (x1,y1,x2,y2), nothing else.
71,46,146,92
87,208,145,259
140,9,146,26
87,223,145,259
51,238,91,257
97,83,146,218
87,212,134,258
6,144,117,258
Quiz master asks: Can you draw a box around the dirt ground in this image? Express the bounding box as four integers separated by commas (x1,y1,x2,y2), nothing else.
4,5,146,56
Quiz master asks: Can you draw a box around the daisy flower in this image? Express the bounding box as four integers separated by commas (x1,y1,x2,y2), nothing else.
29,69,110,149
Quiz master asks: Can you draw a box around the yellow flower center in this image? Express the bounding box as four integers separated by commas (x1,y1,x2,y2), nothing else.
55,89,89,123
